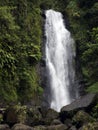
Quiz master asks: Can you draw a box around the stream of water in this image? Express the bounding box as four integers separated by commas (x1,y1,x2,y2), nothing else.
45,9,78,112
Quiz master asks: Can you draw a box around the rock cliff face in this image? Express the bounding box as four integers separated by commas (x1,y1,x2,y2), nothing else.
40,10,50,108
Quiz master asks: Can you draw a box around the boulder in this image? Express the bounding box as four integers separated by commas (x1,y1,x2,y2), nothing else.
39,108,59,125
72,110,95,128
51,119,62,125
33,125,46,130
45,108,59,121
79,122,98,130
47,124,68,130
73,110,95,123
60,93,98,121
11,123,33,130
64,119,72,127
38,107,48,118
4,105,27,125
34,124,68,130
4,106,18,125
0,124,10,130
69,126,77,130
46,109,59,125
26,107,43,126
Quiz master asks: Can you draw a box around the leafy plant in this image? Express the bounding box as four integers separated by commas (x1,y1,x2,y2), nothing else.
86,82,98,93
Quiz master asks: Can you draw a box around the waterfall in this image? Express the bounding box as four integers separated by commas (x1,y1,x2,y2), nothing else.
45,9,78,112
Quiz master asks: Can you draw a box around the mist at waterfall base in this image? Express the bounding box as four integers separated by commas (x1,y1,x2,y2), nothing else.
44,9,79,112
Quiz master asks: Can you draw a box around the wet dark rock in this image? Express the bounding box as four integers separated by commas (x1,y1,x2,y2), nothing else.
4,105,27,126
64,119,72,127
60,93,98,121
25,106,60,126
4,107,18,125
72,110,95,128
73,110,95,123
33,125,46,130
61,93,97,112
0,124,10,130
51,119,62,125
45,108,59,119
79,122,98,130
11,124,33,130
41,108,59,125
26,107,43,126
41,10,46,19
1,93,98,130
69,126,77,130
34,124,68,130
40,58,46,67
46,124,68,130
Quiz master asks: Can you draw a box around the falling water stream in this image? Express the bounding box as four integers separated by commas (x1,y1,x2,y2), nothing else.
45,9,78,112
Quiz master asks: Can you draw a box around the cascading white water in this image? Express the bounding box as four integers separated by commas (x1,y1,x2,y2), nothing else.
45,9,78,112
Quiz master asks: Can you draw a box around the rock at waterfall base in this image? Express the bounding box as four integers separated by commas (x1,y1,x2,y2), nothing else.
0,124,10,130
60,93,98,121
11,123,33,130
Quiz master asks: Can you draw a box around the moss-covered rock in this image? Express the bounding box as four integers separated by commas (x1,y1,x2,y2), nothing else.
46,124,68,130
26,107,43,126
34,125,46,130
34,124,68,130
79,122,98,130
51,119,62,125
4,104,27,125
64,119,72,128
42,108,59,125
11,123,33,130
60,93,97,121
69,126,77,130
72,110,95,127
0,124,10,130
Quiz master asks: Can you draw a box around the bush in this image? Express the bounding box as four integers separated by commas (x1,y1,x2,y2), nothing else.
86,82,98,93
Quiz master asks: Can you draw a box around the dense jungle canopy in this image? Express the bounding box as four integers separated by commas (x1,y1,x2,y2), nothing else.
0,0,98,103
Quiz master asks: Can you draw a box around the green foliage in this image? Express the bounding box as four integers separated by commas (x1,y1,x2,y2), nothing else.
91,27,98,43
65,0,89,49
0,6,19,102
0,1,43,103
81,122,98,130
86,82,98,93
0,0,97,103
39,0,68,11
0,114,3,123
72,110,95,125
91,103,98,119
66,0,98,89
66,0,81,18
17,67,42,102
40,0,54,9
5,104,27,124
14,103,27,123
77,0,97,8
82,28,98,82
